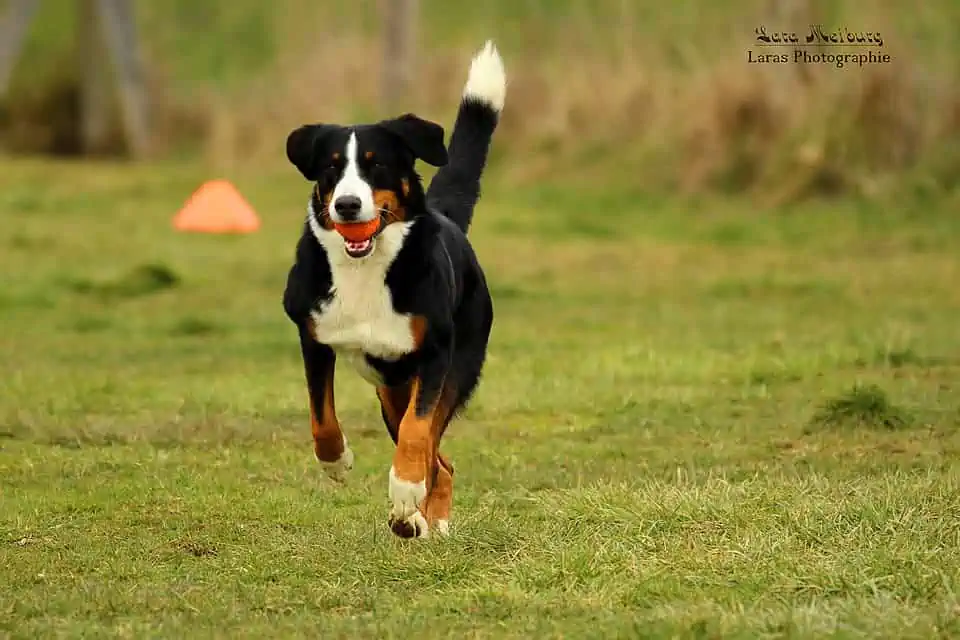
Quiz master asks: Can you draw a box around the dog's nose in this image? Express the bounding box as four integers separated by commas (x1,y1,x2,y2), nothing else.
334,195,362,220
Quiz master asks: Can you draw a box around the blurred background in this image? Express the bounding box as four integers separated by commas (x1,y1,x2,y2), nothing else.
1,0,958,203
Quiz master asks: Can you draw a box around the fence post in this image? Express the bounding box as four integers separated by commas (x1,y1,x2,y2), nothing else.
0,0,40,100
381,0,418,112
78,0,114,153
765,0,814,88
95,0,150,157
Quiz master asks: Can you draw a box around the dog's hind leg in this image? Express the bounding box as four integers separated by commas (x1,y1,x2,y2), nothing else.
377,379,457,539
416,289,493,538
419,359,485,538
422,445,455,537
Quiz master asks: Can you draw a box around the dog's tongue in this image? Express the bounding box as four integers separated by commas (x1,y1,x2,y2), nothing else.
345,239,371,253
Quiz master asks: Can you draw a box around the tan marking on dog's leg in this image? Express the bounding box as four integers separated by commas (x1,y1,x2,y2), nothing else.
389,380,458,539
308,356,353,480
389,376,433,518
423,454,454,536
389,374,463,538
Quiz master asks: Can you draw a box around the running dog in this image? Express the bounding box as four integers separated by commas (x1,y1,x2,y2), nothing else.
282,41,506,538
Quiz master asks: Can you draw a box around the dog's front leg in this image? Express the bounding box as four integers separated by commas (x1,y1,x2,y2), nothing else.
298,327,353,481
388,342,452,538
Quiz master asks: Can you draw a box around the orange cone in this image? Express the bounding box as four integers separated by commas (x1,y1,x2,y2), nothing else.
173,179,261,234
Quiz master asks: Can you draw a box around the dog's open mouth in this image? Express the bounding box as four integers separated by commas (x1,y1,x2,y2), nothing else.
344,238,374,258
333,217,384,259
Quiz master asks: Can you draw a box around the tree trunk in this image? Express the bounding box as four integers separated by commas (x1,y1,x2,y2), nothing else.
0,0,40,100
381,0,418,112
96,0,150,157
78,0,114,153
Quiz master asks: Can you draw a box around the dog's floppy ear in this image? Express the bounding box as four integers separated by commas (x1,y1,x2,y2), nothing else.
378,114,448,167
286,124,341,180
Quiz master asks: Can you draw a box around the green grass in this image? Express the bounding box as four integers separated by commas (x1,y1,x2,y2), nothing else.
1,157,959,638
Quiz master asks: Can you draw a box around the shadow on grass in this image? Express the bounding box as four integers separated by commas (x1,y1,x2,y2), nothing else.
808,383,912,431
168,317,225,337
62,263,181,301
866,347,950,369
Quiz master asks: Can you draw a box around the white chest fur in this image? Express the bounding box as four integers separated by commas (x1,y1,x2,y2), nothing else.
307,208,415,384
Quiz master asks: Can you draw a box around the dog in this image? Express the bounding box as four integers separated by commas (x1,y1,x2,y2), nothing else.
282,41,506,539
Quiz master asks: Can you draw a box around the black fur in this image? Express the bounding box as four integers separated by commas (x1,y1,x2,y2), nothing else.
426,98,501,232
286,123,343,181
371,212,493,425
379,113,449,168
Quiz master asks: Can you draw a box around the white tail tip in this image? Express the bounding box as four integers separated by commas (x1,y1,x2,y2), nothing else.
462,40,506,113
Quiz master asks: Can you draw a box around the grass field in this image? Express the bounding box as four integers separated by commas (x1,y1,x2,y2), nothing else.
1,155,958,637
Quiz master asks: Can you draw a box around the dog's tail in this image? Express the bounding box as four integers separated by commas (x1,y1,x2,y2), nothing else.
426,40,506,234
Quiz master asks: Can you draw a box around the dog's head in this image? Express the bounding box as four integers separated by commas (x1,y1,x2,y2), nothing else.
286,114,448,258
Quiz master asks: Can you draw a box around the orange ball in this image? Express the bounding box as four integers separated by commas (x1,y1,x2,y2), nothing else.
333,219,381,242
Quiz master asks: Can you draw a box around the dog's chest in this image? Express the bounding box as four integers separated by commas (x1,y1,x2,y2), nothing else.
309,249,414,384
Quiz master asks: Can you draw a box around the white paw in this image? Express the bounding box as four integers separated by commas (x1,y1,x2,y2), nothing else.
318,436,354,481
388,466,426,521
434,519,450,537
409,511,430,537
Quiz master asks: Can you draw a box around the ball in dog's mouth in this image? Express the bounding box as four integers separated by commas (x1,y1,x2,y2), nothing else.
334,219,381,259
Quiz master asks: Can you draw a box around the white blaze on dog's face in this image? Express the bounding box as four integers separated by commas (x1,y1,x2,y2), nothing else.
285,116,450,258
328,132,377,225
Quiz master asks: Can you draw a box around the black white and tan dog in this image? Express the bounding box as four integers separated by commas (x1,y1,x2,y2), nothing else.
282,41,506,539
